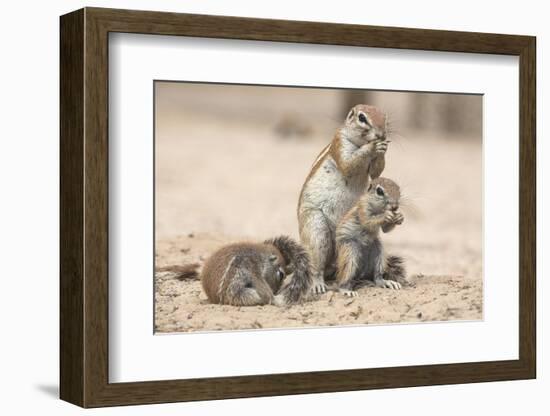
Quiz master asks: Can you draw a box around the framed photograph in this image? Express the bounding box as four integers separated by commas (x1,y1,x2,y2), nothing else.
60,7,536,408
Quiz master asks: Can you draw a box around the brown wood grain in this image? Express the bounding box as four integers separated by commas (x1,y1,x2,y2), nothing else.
59,8,84,406
60,7,536,408
518,38,537,375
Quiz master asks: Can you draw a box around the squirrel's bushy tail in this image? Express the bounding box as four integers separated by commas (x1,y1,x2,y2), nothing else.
264,235,312,305
384,255,406,283
156,263,200,280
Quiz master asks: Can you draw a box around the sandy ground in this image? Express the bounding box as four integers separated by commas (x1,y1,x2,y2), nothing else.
155,233,482,333
154,107,483,333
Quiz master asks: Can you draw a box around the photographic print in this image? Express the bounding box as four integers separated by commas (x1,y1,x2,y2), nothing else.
154,82,483,333
60,9,535,406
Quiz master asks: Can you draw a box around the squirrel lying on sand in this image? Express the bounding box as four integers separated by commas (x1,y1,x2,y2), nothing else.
198,236,311,306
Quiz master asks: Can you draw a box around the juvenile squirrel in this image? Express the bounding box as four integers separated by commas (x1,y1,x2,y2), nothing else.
297,104,389,294
200,236,311,306
335,177,405,297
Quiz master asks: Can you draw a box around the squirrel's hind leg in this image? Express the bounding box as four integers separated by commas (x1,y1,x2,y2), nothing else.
371,242,401,290
336,241,362,297
299,210,333,295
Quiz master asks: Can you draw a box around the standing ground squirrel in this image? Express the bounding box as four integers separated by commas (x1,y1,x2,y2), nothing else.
297,104,389,294
335,177,405,296
200,236,311,306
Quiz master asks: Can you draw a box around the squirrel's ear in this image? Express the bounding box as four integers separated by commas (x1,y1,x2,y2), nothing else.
269,254,278,263
367,183,373,192
347,108,355,120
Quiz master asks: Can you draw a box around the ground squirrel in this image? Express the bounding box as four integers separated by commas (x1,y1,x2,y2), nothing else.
297,104,389,294
335,177,405,296
200,236,311,306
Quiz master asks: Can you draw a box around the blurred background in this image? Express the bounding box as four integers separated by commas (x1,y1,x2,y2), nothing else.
155,82,482,279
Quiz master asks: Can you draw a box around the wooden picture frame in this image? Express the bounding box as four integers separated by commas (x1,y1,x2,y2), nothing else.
60,7,536,408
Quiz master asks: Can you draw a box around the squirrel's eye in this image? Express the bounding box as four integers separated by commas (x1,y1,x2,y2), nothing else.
376,186,385,197
358,113,368,124
277,269,285,280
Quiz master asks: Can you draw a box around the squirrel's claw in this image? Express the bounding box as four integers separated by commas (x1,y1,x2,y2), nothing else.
310,280,327,295
375,141,388,154
375,278,402,290
339,288,358,297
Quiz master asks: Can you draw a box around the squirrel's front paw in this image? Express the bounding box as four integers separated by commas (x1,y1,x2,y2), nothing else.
393,211,404,225
385,210,404,225
364,140,387,156
374,140,388,154
384,210,398,225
